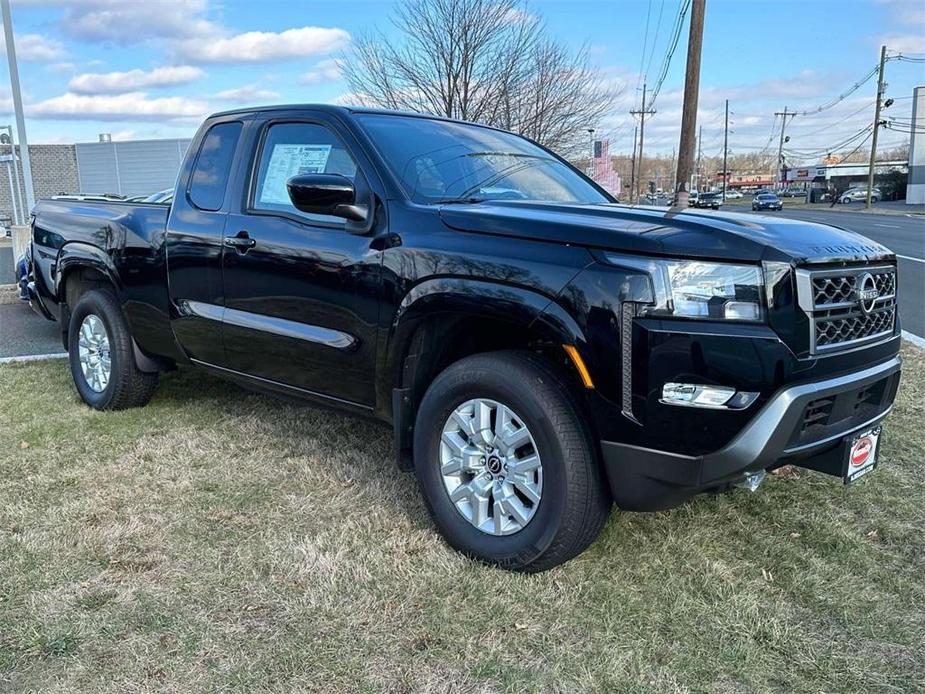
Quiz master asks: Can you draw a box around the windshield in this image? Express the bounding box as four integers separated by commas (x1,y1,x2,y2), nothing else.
758,194,777,200
356,114,611,205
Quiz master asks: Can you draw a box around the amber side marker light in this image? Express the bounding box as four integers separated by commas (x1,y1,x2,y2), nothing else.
562,344,594,389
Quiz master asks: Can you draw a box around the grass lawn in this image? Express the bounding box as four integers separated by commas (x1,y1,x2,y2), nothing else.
1,348,924,692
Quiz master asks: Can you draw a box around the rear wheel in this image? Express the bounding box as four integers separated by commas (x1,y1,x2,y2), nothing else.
413,351,611,572
68,289,158,410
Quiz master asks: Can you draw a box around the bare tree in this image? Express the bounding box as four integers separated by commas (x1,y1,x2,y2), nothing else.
341,0,616,156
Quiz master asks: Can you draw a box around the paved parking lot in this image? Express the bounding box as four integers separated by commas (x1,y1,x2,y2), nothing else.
0,299,63,360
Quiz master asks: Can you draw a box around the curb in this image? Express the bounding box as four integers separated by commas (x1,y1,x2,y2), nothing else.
0,352,68,365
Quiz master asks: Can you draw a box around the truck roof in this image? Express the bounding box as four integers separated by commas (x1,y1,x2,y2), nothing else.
205,103,514,132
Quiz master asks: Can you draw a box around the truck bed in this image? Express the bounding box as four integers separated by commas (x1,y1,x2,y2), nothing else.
30,199,179,359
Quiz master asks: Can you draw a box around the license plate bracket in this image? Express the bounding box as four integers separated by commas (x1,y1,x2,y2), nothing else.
843,426,881,484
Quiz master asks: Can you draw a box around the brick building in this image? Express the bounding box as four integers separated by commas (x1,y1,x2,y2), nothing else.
0,144,79,227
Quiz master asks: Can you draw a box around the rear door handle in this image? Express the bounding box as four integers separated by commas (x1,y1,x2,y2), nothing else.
224,231,256,253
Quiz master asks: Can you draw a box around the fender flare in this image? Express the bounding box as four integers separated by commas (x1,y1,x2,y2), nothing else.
380,278,589,413
54,241,122,304
53,248,164,371
381,277,593,469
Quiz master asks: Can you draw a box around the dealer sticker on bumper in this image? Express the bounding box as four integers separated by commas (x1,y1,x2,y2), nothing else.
845,426,881,484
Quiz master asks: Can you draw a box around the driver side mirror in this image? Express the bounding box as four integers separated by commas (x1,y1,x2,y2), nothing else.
286,173,368,222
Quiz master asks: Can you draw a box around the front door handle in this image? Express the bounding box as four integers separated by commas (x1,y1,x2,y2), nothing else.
224,231,256,254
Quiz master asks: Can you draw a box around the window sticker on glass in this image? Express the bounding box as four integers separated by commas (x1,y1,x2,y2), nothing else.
259,144,332,204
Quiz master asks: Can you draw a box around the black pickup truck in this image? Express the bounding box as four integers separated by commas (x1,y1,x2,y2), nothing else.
27,105,902,571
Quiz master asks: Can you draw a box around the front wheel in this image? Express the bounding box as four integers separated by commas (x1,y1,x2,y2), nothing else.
68,289,158,410
413,351,611,572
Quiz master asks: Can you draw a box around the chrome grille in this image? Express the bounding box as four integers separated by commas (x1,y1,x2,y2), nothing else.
797,264,896,353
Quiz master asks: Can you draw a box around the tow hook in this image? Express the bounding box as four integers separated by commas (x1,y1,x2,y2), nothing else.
734,470,766,492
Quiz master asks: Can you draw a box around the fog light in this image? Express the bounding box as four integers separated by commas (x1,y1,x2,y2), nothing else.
723,300,761,321
661,383,758,410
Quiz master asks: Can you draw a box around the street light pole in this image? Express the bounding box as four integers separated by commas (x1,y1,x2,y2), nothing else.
4,158,18,225
722,99,729,202
1,0,35,215
587,128,595,177
2,125,24,224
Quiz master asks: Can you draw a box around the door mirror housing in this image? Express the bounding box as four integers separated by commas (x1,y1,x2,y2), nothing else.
286,173,368,222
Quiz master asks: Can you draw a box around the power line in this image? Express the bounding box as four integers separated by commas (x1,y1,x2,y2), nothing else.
884,122,925,134
643,0,667,80
794,64,880,116
635,0,654,92
888,51,925,63
782,124,873,158
647,0,691,109
790,99,876,137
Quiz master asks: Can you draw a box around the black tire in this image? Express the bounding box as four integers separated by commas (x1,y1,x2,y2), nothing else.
68,288,158,410
413,351,611,572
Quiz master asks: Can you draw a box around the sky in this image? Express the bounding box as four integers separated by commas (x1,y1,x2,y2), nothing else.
0,0,923,163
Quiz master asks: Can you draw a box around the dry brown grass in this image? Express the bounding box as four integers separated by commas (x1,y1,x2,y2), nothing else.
1,347,924,692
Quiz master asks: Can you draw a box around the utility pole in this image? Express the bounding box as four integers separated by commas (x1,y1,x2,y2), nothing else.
629,124,638,203
774,106,796,190
866,45,888,209
695,125,703,192
1,0,35,215
722,99,729,201
674,0,706,208
630,82,656,203
587,128,595,177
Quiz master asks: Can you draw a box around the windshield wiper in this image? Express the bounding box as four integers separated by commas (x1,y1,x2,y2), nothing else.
431,197,487,205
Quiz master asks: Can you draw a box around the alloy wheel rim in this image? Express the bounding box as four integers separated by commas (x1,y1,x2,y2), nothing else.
439,398,543,536
77,314,111,393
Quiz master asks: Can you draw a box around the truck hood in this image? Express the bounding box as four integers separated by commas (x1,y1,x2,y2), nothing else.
438,201,894,265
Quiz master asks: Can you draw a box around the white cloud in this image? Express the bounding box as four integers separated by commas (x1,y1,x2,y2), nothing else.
876,0,925,25
174,26,350,64
300,59,343,85
68,66,205,95
46,61,77,74
28,91,210,121
876,33,925,53
109,129,137,141
0,33,66,61
214,84,281,103
57,0,220,43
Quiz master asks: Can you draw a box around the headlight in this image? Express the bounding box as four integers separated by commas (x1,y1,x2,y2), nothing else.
645,260,764,321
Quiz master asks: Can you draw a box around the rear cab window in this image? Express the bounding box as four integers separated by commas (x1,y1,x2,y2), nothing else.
188,121,243,211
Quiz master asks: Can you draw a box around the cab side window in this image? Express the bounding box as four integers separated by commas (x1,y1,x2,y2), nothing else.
188,121,242,212
251,122,360,224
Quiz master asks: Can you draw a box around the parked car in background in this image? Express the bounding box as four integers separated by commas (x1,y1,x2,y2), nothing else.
691,191,722,209
752,193,783,211
723,189,743,199
26,104,903,572
16,249,29,300
840,187,881,204
779,188,806,198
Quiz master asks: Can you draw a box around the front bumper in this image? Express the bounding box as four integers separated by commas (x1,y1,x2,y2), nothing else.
601,354,902,511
